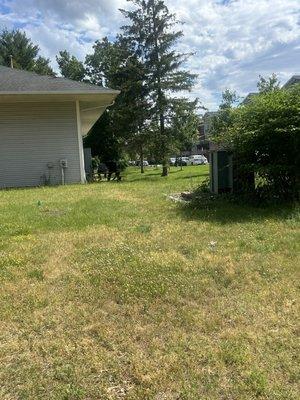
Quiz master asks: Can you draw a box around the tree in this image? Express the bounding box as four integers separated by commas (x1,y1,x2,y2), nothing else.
85,36,150,168
165,98,200,158
219,89,239,109
84,110,121,163
211,82,300,202
34,56,55,76
120,0,197,176
257,73,280,94
85,37,120,87
209,89,239,147
56,50,85,81
0,29,55,75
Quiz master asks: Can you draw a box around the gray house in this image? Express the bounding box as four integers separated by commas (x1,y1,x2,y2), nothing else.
0,66,119,188
282,75,300,88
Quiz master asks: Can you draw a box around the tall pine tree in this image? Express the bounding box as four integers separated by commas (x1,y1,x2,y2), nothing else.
0,29,54,76
56,50,86,81
120,0,197,175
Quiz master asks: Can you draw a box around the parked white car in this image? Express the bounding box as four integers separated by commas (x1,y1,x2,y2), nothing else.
176,156,190,166
136,160,149,166
189,155,208,165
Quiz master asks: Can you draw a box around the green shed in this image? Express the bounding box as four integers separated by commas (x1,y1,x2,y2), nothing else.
210,151,233,194
210,150,255,195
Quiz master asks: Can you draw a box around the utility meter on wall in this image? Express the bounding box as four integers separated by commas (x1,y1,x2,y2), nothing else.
60,159,68,168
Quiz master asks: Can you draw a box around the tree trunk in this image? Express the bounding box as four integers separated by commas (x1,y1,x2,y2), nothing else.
162,161,168,176
160,132,168,177
140,146,144,174
152,4,168,177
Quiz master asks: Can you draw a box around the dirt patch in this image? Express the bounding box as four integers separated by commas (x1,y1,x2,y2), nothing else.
167,191,193,203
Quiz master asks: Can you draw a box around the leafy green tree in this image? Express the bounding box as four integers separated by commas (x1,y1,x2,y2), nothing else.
209,89,239,146
257,73,280,93
85,36,150,166
212,83,300,202
56,50,85,81
219,89,239,109
125,129,152,173
0,29,55,75
165,98,200,158
120,0,197,176
84,110,122,163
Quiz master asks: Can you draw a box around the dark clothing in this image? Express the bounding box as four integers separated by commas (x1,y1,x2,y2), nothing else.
105,161,121,181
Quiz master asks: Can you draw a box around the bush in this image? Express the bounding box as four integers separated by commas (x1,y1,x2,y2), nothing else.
211,84,300,202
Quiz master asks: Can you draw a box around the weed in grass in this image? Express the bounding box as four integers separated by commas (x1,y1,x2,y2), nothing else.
27,268,44,281
136,224,152,234
245,369,267,396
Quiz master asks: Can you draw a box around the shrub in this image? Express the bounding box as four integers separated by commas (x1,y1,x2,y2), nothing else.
211,84,300,202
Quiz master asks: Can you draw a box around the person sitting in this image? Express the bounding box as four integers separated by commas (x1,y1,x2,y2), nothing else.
97,163,108,180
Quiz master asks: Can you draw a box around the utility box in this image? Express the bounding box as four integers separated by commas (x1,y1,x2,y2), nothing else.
83,148,92,175
210,150,255,194
204,111,255,195
210,151,233,194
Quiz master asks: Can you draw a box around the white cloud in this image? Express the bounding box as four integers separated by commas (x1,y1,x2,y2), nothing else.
0,0,299,109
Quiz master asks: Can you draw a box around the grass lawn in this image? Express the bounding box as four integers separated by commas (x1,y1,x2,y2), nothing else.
0,166,299,399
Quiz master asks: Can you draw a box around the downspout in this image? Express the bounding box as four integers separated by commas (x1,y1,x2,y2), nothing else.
76,101,86,183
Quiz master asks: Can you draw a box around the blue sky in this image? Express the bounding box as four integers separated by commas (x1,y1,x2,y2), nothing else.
0,0,299,109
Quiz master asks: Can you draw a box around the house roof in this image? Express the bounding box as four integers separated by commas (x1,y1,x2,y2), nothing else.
242,75,300,103
241,92,258,105
0,65,120,136
282,75,300,88
0,65,119,95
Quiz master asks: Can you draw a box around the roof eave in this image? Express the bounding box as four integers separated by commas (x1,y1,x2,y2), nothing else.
0,90,120,95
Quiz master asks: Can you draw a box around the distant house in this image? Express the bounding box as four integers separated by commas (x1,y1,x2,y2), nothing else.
179,113,215,159
282,75,300,88
180,122,210,158
241,74,300,105
241,92,258,105
0,66,119,188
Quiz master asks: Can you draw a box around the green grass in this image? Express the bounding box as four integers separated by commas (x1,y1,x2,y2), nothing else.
0,165,299,400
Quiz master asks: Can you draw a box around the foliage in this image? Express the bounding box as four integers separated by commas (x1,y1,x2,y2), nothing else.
56,50,85,81
219,88,239,109
257,73,280,93
165,97,200,156
0,29,55,75
84,36,150,163
91,156,100,170
211,82,300,202
209,88,239,149
120,0,197,175
33,56,55,76
84,110,122,162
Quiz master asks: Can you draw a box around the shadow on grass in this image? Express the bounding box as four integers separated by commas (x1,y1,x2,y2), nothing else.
174,173,209,180
124,169,183,182
177,194,298,224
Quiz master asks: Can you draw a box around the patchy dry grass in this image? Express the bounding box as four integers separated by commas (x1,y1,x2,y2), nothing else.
0,166,299,399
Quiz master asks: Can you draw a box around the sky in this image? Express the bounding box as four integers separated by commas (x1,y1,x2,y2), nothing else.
0,0,299,110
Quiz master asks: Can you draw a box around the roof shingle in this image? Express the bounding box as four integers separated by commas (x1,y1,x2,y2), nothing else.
0,65,119,94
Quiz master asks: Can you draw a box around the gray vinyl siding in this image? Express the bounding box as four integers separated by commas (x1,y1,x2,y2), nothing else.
0,102,81,188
